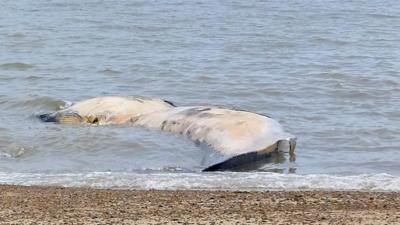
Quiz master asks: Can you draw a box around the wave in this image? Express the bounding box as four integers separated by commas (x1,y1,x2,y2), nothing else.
4,96,66,111
98,68,122,75
0,172,398,192
0,62,34,70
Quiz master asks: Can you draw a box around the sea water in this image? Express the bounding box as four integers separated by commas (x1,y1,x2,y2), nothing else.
0,0,399,191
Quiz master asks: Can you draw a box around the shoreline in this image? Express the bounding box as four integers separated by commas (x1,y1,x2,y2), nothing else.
0,185,399,224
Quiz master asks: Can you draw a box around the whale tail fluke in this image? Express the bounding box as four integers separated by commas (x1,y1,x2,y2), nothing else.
202,150,283,172
203,138,297,172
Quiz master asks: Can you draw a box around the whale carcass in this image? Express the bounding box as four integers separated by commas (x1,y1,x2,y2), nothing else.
39,96,296,171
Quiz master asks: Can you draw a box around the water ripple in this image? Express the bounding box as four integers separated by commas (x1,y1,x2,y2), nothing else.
0,63,34,71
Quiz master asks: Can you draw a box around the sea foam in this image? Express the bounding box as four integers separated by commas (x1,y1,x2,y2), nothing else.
0,172,399,192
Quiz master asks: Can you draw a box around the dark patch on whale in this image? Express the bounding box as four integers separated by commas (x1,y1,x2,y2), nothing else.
203,150,283,172
39,113,56,122
163,99,176,107
181,108,213,118
38,112,83,124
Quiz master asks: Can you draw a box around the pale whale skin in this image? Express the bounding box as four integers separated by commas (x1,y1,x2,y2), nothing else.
39,96,296,171
40,96,175,125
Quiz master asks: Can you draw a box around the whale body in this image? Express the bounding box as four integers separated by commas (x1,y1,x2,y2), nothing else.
39,96,174,125
39,96,296,171
135,106,295,156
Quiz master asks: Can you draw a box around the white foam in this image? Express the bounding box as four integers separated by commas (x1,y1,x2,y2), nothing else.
0,172,399,192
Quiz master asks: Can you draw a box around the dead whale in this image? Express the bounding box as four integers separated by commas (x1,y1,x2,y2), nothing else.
39,96,174,125
39,96,296,171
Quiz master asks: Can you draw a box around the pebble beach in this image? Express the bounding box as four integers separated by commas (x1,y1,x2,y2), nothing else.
1,185,399,225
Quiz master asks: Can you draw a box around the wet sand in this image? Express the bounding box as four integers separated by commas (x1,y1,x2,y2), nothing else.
0,185,399,225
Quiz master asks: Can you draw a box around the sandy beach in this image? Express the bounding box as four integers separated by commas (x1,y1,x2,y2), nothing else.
0,185,399,225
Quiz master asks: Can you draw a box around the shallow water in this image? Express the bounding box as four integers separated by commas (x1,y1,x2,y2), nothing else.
0,0,399,190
